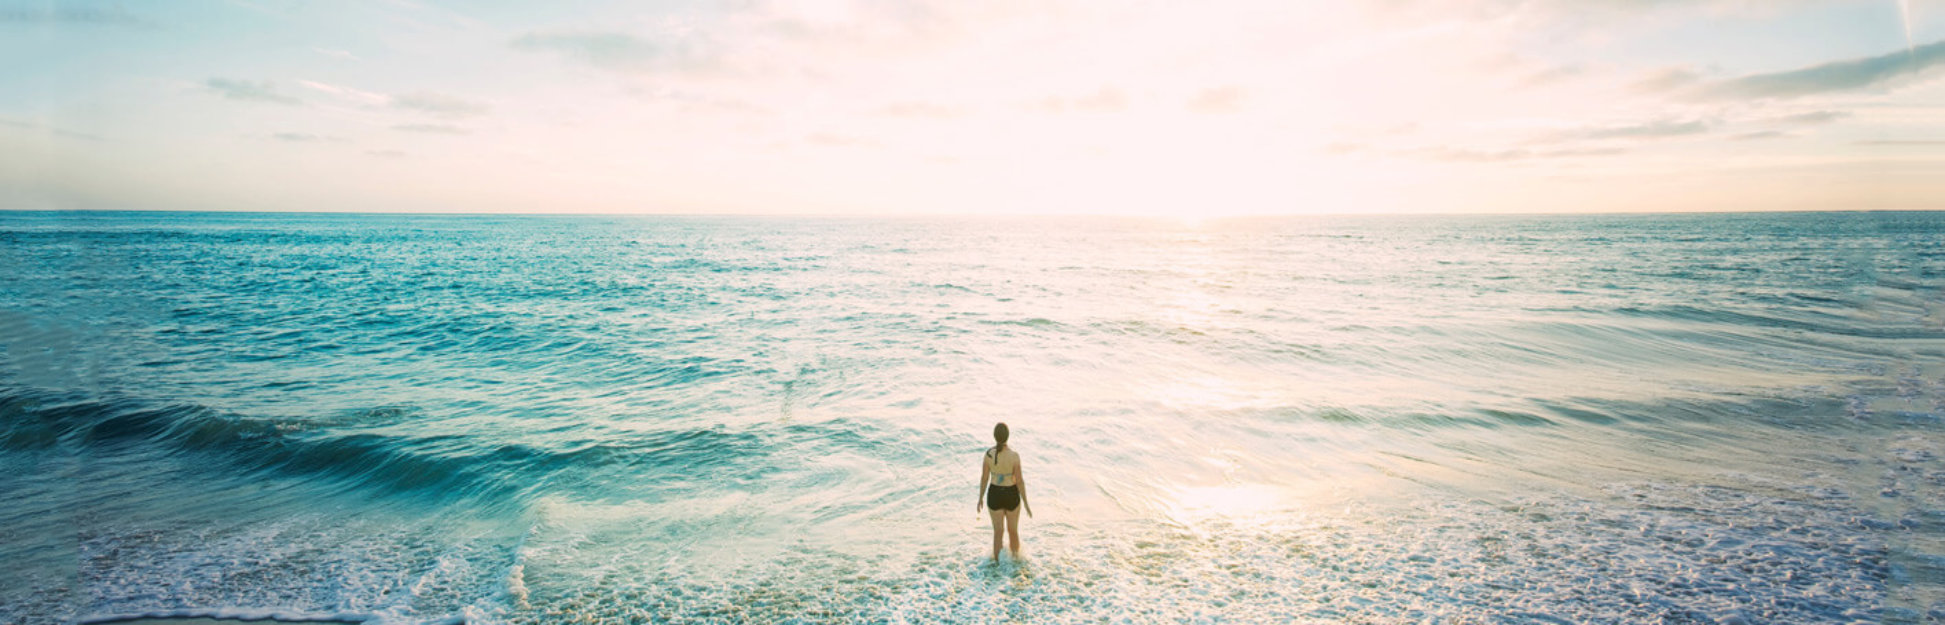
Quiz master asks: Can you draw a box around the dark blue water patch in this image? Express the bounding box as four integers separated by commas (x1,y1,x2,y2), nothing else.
1528,399,1621,425
1603,304,1945,340
1244,404,1534,430
0,388,527,505
0,386,938,512
1473,408,1557,427
1250,394,1877,439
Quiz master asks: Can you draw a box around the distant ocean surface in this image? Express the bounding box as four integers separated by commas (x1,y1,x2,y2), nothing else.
3,211,1943,624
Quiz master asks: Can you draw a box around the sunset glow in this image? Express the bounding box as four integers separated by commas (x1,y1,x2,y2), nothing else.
3,1,1941,216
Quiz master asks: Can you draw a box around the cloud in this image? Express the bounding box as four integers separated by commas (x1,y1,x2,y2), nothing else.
1525,119,1712,145
876,101,960,119
1520,64,1583,87
1729,130,1789,141
1578,119,1710,140
0,7,152,27
1632,66,1703,93
0,118,102,141
297,81,487,122
511,30,722,75
300,82,485,119
299,80,388,106
272,132,323,142
1075,88,1128,112
1413,146,1628,163
1773,110,1849,126
393,123,471,135
1715,111,1845,140
1187,86,1246,114
1383,0,1837,30
206,78,302,105
622,87,772,114
1032,87,1127,114
1699,39,1945,100
1026,85,1135,114
390,92,488,118
1855,139,1945,146
806,132,877,148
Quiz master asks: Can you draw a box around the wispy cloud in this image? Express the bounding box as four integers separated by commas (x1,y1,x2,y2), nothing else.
1699,39,1945,99
300,81,485,119
0,6,153,27
1729,130,1789,141
0,118,102,141
1522,118,1713,145
1033,87,1127,114
1520,64,1583,87
1632,66,1703,93
876,101,960,119
806,132,877,148
1187,86,1246,114
207,78,301,105
1855,139,1945,146
1413,146,1628,163
511,30,722,74
299,80,388,106
1767,110,1849,126
393,123,470,135
390,92,488,118
1578,119,1710,140
312,47,360,61
272,132,324,142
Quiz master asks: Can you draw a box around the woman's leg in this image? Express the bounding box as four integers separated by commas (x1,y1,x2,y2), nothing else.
1004,508,1022,559
988,509,1004,562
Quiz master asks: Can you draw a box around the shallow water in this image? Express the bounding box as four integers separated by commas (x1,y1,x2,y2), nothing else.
3,211,1943,624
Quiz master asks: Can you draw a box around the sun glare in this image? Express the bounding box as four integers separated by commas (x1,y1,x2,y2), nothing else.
1164,483,1286,523
1149,375,1275,411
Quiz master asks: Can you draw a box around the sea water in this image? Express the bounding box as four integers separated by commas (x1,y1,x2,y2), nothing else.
2,211,1942,624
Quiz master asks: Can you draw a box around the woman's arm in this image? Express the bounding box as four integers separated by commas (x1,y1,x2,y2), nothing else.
976,452,990,514
1017,457,1033,518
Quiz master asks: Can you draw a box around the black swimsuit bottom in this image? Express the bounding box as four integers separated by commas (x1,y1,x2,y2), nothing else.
987,483,1019,511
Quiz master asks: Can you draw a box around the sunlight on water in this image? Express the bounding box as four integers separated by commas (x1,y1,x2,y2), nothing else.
2,211,1943,624
1145,375,1280,411
1161,483,1286,524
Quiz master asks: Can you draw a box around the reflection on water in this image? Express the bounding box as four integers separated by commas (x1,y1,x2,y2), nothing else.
1,211,1942,623
1162,483,1286,525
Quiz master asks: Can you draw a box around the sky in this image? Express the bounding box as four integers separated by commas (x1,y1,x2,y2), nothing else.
1,0,1942,217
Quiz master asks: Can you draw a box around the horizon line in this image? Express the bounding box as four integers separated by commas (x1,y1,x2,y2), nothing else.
2,207,1941,220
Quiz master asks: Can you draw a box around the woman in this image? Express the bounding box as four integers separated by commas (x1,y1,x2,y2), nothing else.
977,422,1031,563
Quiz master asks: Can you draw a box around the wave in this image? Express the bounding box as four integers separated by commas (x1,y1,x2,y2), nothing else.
0,388,802,507
77,607,456,625
0,388,525,505
1604,304,1945,340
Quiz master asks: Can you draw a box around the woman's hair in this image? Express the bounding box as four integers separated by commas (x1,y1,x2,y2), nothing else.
993,422,1009,453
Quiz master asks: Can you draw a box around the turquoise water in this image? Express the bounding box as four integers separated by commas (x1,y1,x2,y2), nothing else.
2,211,1943,624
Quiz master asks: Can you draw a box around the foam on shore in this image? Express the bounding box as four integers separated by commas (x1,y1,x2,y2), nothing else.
77,606,458,625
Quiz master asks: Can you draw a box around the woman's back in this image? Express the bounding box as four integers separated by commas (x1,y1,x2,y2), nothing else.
986,447,1018,486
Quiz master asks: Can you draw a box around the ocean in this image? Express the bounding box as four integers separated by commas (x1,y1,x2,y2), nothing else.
2,210,1942,624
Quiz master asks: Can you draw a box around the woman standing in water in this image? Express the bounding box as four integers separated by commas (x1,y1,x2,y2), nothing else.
977,422,1031,563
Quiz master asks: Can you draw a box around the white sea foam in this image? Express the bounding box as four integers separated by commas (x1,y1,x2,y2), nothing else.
77,607,461,625
480,476,1913,624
